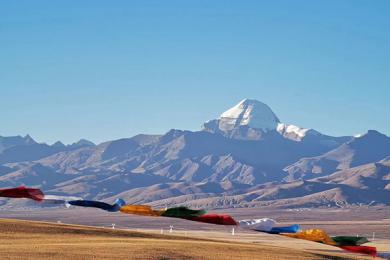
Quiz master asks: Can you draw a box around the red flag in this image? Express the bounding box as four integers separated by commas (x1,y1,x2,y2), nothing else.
186,214,237,225
0,186,44,201
340,246,377,257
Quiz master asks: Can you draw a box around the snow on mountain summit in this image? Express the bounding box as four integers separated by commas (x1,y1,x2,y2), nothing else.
202,99,325,141
276,123,319,141
218,99,280,131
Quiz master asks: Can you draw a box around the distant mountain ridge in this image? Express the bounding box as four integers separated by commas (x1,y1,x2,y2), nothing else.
284,130,390,181
1,99,389,209
0,135,36,153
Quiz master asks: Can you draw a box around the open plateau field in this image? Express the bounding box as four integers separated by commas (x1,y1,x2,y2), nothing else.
0,218,377,260
0,207,389,259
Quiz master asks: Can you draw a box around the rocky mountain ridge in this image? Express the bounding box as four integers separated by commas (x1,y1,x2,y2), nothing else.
1,99,389,209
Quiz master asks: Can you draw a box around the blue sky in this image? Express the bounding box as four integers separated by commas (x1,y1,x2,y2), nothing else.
1,1,389,144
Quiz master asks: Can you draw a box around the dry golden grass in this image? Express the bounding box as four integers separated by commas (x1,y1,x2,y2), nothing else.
0,218,368,260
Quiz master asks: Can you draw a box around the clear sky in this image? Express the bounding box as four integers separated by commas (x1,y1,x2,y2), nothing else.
1,1,389,144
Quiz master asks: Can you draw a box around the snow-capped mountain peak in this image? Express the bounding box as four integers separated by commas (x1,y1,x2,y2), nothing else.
203,99,329,142
218,99,280,131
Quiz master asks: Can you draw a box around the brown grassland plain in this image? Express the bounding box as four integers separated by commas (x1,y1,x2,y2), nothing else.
0,218,371,260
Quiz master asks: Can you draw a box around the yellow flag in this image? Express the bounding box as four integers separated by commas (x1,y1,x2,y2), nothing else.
120,205,165,216
283,229,336,246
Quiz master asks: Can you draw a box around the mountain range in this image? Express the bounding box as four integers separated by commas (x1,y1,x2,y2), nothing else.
1,99,389,209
